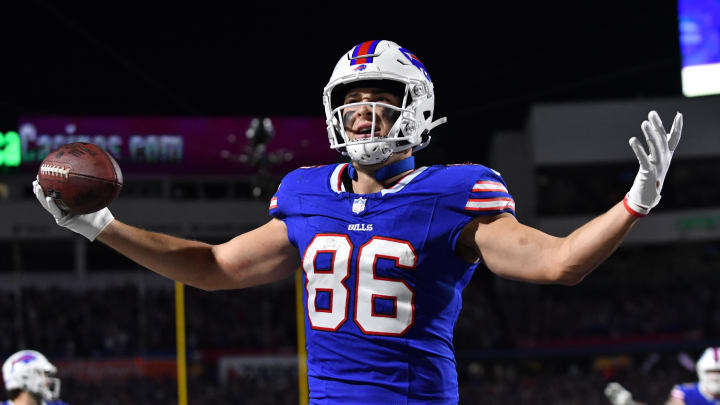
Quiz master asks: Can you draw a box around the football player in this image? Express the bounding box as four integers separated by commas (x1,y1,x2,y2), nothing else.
667,347,720,405
32,40,683,404
2,350,65,405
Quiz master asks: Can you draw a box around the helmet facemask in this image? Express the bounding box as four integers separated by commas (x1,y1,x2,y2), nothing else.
329,83,419,165
697,347,720,396
27,368,61,402
701,370,720,396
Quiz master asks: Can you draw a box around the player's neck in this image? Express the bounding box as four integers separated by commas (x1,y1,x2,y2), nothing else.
350,153,414,194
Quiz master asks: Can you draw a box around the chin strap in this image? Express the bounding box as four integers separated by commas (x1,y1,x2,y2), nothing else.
348,156,415,182
427,116,448,132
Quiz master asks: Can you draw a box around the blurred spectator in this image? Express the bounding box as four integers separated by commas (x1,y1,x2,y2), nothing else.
2,350,65,405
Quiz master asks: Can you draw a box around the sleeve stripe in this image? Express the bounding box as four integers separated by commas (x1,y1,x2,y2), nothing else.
269,196,278,210
465,197,515,211
472,181,508,193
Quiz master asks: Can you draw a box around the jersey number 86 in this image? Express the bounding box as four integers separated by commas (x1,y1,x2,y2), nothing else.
303,234,417,336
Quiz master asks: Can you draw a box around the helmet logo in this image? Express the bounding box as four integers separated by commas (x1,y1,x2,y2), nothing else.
11,355,36,368
399,48,431,82
353,64,367,71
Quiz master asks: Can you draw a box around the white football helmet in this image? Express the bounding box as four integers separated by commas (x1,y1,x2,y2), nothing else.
697,347,720,395
2,350,61,402
323,40,447,165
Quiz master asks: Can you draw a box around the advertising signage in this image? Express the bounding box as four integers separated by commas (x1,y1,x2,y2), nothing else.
10,116,336,174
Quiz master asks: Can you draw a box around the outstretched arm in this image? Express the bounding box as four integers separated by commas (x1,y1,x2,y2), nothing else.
97,218,300,291
458,111,682,285
33,177,300,291
459,202,636,285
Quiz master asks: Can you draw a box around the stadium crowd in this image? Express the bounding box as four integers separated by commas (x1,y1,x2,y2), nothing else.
0,239,719,403
537,158,720,215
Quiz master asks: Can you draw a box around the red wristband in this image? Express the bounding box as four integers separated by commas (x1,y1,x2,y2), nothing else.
623,196,647,218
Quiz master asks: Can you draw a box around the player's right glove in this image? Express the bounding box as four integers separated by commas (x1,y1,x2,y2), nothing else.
604,382,639,405
624,110,683,217
32,178,114,242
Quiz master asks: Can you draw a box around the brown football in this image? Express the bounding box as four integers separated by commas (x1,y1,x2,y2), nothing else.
38,142,123,214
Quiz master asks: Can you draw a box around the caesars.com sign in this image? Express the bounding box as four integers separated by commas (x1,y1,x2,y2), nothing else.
2,116,334,174
19,122,183,164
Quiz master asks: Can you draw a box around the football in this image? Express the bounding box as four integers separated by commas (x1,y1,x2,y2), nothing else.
38,142,123,215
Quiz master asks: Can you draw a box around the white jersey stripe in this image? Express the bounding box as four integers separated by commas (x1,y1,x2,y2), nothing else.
465,198,515,211
330,164,427,195
381,166,429,196
269,197,278,209
329,163,349,193
472,181,508,193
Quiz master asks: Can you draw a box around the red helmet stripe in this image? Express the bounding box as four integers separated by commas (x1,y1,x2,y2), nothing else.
351,41,378,65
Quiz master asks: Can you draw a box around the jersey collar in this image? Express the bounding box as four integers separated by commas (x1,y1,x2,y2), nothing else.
329,163,427,195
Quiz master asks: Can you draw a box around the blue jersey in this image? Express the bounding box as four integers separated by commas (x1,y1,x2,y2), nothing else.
671,383,720,404
270,163,515,404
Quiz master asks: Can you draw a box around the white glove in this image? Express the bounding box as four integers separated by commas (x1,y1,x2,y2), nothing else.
625,110,683,216
32,178,115,241
604,382,638,405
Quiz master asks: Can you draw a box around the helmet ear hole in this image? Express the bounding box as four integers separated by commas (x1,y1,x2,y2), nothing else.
423,111,431,120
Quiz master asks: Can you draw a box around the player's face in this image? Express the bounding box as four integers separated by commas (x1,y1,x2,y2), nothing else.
341,88,401,141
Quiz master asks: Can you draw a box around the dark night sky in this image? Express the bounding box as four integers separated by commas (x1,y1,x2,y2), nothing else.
1,1,683,164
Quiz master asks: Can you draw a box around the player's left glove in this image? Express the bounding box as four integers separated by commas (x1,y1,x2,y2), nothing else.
624,110,683,217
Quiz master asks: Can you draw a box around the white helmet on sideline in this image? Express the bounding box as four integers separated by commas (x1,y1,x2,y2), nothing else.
323,40,446,165
2,350,61,402
697,347,720,395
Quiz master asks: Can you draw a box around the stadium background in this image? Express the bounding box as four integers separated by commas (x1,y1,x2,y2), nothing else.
1,1,719,404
